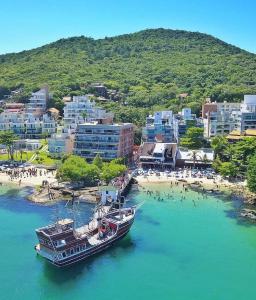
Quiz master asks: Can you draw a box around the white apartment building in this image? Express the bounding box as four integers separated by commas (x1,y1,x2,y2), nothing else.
203,95,256,138
236,95,256,132
26,87,50,116
63,95,113,133
203,101,240,138
48,133,74,157
0,111,56,139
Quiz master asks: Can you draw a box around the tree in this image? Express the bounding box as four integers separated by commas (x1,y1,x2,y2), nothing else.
212,155,222,172
93,154,103,169
101,161,127,184
212,137,256,177
57,155,100,185
218,162,238,178
211,135,229,159
188,150,200,167
180,127,204,149
41,132,49,142
247,155,256,193
80,112,87,122
0,131,17,160
82,163,101,186
201,153,209,165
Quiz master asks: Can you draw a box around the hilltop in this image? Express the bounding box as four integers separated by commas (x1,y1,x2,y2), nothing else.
1,28,256,125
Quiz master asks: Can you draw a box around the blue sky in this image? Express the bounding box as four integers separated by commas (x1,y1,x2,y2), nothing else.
1,0,256,54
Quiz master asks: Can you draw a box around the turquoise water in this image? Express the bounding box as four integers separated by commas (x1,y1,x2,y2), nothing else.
1,183,256,300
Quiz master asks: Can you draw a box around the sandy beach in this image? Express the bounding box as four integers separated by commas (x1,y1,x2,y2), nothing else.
0,168,57,188
135,171,246,191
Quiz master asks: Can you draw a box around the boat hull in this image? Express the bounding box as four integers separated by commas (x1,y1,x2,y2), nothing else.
37,220,133,267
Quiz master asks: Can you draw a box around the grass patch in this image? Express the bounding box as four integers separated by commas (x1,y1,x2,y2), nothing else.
33,152,61,166
0,151,34,162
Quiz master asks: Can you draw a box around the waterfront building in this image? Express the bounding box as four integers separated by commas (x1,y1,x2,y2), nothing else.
139,142,177,169
63,95,113,133
142,111,174,143
26,87,51,116
48,133,74,157
74,121,134,161
176,148,214,167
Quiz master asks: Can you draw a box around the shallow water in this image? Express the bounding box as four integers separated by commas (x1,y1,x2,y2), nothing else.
0,183,256,300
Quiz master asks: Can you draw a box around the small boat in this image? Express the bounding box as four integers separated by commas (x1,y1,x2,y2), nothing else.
34,187,137,267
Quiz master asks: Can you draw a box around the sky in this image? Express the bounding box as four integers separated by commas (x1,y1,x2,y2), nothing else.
1,0,256,54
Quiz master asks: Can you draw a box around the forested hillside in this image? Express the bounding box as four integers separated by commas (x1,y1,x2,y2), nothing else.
1,28,256,125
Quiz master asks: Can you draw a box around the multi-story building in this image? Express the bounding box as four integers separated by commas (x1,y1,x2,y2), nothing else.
203,101,240,138
4,103,25,113
0,111,56,139
173,108,203,142
26,87,50,116
63,95,113,133
203,95,256,138
74,121,134,161
142,111,174,143
236,95,256,132
48,133,74,157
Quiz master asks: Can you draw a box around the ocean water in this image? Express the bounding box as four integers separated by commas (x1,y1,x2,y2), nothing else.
0,183,256,300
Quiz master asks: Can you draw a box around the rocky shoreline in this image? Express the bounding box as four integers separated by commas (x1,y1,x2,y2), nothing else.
27,184,101,204
184,180,256,221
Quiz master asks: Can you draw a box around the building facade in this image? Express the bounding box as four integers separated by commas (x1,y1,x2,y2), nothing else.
74,122,134,161
203,96,256,138
203,101,240,138
236,95,256,132
48,133,74,157
173,108,203,142
142,111,174,143
63,95,113,133
0,111,56,139
26,87,50,116
139,142,177,169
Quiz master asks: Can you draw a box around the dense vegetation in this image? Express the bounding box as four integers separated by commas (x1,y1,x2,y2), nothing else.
247,155,256,193
180,127,206,149
56,155,127,186
1,29,256,125
211,136,256,190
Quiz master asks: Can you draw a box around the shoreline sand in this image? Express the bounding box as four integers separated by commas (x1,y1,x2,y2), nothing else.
134,173,254,202
0,169,57,188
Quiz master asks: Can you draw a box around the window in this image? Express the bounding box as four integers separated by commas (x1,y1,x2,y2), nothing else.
62,252,66,258
80,245,86,251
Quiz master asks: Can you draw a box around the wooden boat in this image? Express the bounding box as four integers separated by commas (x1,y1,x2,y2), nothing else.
35,205,136,267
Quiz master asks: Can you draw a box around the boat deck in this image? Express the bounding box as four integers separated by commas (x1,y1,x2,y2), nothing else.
75,219,98,238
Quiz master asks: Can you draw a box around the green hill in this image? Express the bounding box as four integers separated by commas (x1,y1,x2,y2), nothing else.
1,28,256,125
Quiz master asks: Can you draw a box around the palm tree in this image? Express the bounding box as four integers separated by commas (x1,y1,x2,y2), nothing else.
20,149,24,162
188,150,200,168
0,131,17,161
201,153,209,165
80,112,87,122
